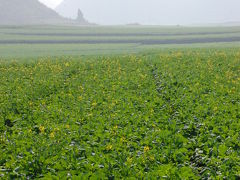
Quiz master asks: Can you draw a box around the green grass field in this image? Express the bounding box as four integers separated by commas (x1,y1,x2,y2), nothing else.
0,26,240,179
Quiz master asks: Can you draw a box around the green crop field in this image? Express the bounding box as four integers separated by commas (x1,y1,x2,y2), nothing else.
0,26,240,179
1,25,240,58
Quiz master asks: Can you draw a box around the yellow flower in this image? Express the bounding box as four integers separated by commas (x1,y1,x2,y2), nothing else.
65,62,70,67
0,136,6,144
50,132,55,138
140,74,146,79
126,157,133,164
120,137,126,143
39,126,45,133
79,86,84,91
28,129,32,133
106,144,113,151
144,146,150,153
149,156,155,162
92,102,97,107
78,96,83,101
66,125,70,129
87,113,93,117
150,109,154,114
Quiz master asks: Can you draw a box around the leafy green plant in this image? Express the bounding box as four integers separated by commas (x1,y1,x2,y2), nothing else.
0,49,239,178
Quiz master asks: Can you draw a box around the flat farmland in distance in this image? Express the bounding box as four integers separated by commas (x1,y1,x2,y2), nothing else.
1,25,240,57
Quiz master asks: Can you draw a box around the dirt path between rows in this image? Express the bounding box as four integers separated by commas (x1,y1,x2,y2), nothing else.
0,36,240,45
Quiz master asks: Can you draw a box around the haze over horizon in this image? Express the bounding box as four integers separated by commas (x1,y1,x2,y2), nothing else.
39,0,62,8
39,0,240,25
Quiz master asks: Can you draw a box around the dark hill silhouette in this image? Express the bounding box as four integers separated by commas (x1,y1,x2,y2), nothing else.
0,0,90,25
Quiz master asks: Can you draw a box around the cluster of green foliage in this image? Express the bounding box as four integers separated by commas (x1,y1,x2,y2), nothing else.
0,49,239,179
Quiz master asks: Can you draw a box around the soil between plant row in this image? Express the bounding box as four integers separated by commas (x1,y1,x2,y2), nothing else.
1,36,240,44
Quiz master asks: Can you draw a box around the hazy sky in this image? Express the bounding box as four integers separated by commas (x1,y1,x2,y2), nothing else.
39,0,240,25
39,0,62,8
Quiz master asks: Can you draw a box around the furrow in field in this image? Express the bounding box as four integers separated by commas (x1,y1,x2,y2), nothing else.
5,31,240,37
1,36,240,44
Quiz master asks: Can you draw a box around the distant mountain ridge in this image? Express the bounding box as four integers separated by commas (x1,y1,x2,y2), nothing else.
0,0,90,25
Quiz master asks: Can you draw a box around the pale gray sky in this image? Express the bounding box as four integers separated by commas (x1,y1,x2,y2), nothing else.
39,0,62,8
39,0,240,25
